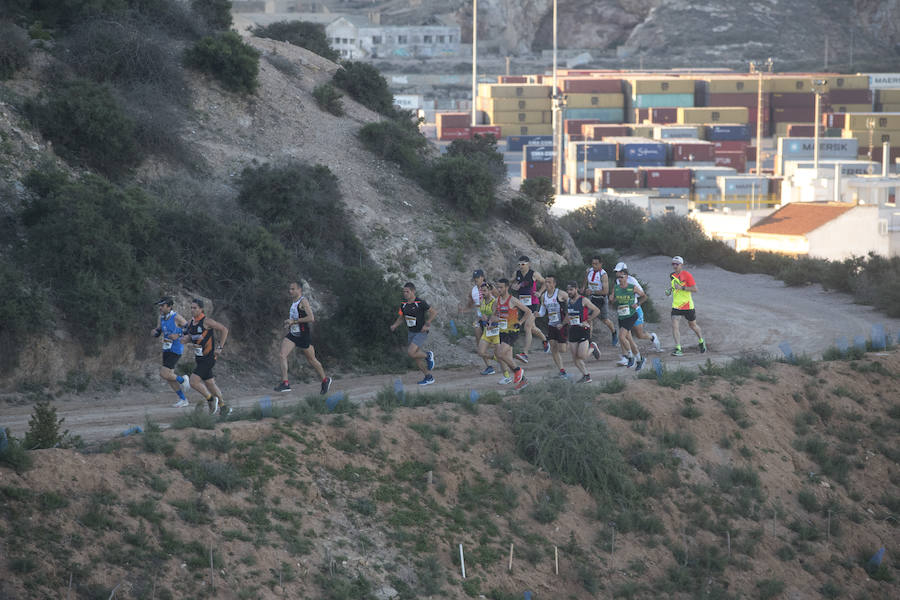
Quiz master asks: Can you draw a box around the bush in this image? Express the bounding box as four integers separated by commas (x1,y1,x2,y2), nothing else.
0,256,48,373
520,176,555,207
0,429,33,472
6,0,123,31
445,135,506,185
0,23,30,79
430,155,497,218
184,31,260,94
558,199,646,254
251,20,339,61
332,60,394,115
313,83,344,116
24,79,143,177
190,0,232,31
358,119,428,176
23,401,65,449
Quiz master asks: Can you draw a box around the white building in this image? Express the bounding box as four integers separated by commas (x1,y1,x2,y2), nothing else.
326,16,460,60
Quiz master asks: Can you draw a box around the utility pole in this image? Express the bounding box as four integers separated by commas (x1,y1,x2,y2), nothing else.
552,0,563,195
471,0,477,126
812,79,828,172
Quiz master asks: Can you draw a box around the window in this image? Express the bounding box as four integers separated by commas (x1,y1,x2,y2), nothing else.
372,36,382,44
333,37,340,44
423,35,432,43
397,35,407,44
437,35,444,43
342,38,349,44
448,35,454,43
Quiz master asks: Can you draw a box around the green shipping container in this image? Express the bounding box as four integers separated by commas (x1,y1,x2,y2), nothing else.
563,108,625,121
632,93,695,109
824,128,843,138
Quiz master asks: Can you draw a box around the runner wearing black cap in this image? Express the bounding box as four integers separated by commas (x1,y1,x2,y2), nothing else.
512,255,548,363
151,297,190,407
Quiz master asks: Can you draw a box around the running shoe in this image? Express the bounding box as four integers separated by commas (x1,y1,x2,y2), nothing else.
417,375,435,386
611,331,619,347
274,381,291,393
635,356,646,372
514,353,529,364
576,374,592,384
498,375,513,385
626,355,635,368
208,396,220,415
480,366,496,376
514,376,528,391
699,341,707,354
672,347,684,356
616,355,629,367
172,398,189,408
180,376,191,395
651,332,661,352
590,342,601,360
321,376,333,395
542,340,551,353
513,368,525,384
425,351,435,370
558,370,569,379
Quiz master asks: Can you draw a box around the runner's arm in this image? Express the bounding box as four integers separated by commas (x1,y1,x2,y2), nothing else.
510,296,532,318
295,298,315,323
423,306,437,331
583,298,601,322
533,271,546,297
204,317,229,355
600,272,610,296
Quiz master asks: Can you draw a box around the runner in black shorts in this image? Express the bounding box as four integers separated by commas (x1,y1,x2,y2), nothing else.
182,298,230,415
564,282,601,383
390,282,438,386
494,278,530,388
538,275,570,378
151,297,191,408
274,280,332,395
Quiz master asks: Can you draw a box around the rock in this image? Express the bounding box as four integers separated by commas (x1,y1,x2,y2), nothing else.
375,585,399,599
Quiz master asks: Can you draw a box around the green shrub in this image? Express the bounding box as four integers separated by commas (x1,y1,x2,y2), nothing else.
184,31,260,94
6,0,123,31
430,155,497,219
358,118,428,176
532,484,567,523
190,0,232,30
0,23,30,79
332,60,394,115
313,83,344,116
445,135,506,184
520,176,555,207
0,256,48,373
251,20,339,61
23,401,64,449
24,79,142,176
558,199,646,253
0,429,33,472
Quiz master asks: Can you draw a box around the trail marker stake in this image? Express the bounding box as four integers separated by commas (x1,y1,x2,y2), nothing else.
459,544,466,579
554,546,559,575
508,543,514,572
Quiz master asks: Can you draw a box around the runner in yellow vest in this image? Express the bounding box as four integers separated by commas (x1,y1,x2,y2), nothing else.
668,256,706,356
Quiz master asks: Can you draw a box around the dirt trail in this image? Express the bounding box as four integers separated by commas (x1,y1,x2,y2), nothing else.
3,257,898,442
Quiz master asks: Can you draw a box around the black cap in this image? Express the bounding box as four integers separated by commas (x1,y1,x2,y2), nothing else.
517,255,530,263
156,297,174,306
472,269,484,279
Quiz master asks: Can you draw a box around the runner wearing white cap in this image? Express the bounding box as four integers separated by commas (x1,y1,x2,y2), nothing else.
669,256,706,356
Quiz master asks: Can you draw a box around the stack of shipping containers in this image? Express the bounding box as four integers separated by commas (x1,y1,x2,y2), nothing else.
701,76,770,136
840,113,900,163
626,78,695,114
476,83,552,138
563,141,617,193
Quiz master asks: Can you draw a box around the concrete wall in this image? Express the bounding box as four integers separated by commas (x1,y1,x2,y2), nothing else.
807,206,887,260
326,20,460,59
745,233,809,255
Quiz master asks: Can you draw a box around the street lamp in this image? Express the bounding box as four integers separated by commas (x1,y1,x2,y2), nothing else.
551,0,563,195
812,79,828,172
471,0,477,127
749,58,774,175
866,117,876,161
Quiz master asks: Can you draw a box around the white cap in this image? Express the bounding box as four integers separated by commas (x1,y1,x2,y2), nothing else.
614,262,627,272
671,256,684,264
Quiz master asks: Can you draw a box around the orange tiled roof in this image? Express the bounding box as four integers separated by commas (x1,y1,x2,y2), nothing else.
748,202,856,236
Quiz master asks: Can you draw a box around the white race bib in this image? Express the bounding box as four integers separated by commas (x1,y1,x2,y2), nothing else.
617,305,631,317
290,324,301,334
194,347,204,357
548,311,560,325
162,340,173,350
405,316,417,327
588,282,600,292
569,316,581,326
520,296,532,306
485,325,499,337
498,319,508,330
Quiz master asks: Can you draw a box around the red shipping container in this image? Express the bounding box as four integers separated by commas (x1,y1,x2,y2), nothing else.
522,161,554,178
471,125,502,139
823,113,847,129
436,112,470,128
712,140,750,152
772,107,816,122
707,93,761,108
861,146,900,164
744,145,758,161
771,93,815,109
669,141,716,162
634,108,650,123
715,152,747,172
565,119,604,134
439,127,472,141
651,108,678,124
786,124,816,137
561,78,622,93
640,167,692,188
498,76,528,83
597,168,643,188
564,178,595,194
583,124,630,139
826,88,872,104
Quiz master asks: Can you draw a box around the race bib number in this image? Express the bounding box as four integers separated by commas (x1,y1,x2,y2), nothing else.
405,316,417,328
485,325,499,337
498,319,508,330
194,347,204,357
569,316,581,326
588,282,600,292
162,339,173,350
548,311,560,325
290,324,301,335
520,296,532,306
617,305,631,317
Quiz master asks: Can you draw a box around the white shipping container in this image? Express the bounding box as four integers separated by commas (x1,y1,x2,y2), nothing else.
867,73,900,89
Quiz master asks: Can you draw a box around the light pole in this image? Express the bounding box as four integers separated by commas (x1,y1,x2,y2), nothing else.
812,79,828,172
551,0,562,195
749,58,773,175
471,0,477,127
867,117,876,161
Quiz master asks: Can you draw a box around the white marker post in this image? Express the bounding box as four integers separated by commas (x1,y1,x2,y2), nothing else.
459,543,466,579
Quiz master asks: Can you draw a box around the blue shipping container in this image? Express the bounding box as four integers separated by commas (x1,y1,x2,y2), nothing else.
572,142,617,162
692,187,721,199
619,142,668,162
507,135,554,152
654,187,692,197
564,108,624,121
706,124,751,141
718,176,770,194
692,167,737,187
524,144,555,162
632,93,695,108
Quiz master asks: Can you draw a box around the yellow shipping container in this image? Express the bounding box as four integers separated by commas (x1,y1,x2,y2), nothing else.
705,78,761,94
477,97,551,111
477,83,552,99
628,78,695,95
496,124,553,137
768,77,817,93
628,125,655,137
489,111,550,124
879,103,900,112
877,90,900,102
565,93,625,109
677,107,749,124
845,113,900,129
841,128,900,145
829,103,874,113
822,74,870,89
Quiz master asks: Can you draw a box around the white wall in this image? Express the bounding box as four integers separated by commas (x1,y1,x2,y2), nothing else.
806,206,887,260
745,233,809,255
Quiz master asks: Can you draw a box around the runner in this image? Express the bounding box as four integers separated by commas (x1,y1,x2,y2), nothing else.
563,282,601,383
151,297,191,408
537,275,569,379
274,280,332,395
475,281,500,375
182,298,231,415
669,256,706,356
583,255,618,358
390,282,437,385
610,263,648,371
511,256,548,363
461,269,487,350
615,305,661,365
494,278,529,389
